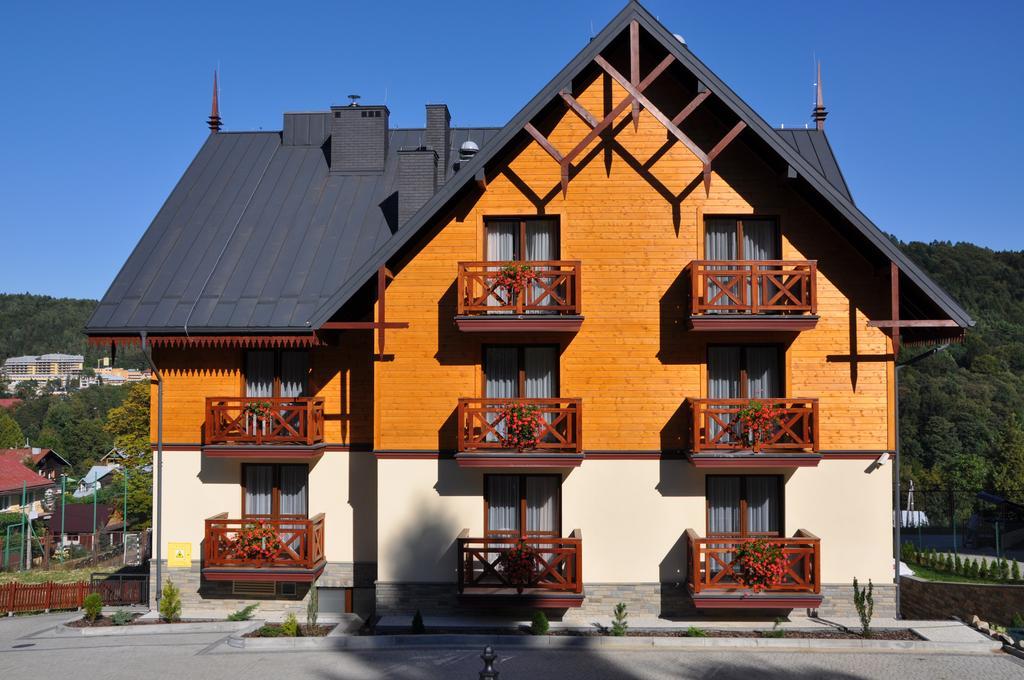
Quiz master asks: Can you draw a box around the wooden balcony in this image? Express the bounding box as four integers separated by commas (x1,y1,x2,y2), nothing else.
202,513,326,582
455,261,583,332
457,529,584,608
686,529,822,608
205,397,325,449
456,397,583,467
689,398,820,467
686,260,818,331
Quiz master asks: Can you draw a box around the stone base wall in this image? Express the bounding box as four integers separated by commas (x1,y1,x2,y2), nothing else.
374,581,892,621
900,575,1024,625
148,560,376,619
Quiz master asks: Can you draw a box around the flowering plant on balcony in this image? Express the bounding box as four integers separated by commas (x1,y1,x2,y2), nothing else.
500,540,538,593
243,400,274,419
736,400,780,450
499,403,544,451
494,263,537,298
229,522,284,561
734,538,788,592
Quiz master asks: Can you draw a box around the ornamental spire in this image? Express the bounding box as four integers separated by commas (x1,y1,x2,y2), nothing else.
812,61,828,131
207,69,222,133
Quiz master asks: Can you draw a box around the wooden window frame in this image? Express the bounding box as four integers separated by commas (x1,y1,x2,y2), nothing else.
705,474,785,537
481,344,561,398
702,215,781,260
483,473,563,539
706,344,786,399
241,462,310,519
241,349,311,399
482,216,562,262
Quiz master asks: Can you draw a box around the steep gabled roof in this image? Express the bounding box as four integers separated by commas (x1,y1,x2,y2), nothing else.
88,1,973,336
307,1,973,330
0,456,53,495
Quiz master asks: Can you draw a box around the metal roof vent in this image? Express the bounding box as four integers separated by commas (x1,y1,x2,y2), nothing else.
673,33,686,45
459,140,479,162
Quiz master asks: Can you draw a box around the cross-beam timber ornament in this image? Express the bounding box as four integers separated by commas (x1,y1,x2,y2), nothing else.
524,122,569,196
560,90,598,128
703,121,747,194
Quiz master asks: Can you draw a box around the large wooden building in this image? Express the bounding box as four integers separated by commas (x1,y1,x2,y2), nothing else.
87,2,972,619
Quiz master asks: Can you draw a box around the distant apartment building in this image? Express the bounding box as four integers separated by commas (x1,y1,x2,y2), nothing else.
1,354,83,386
79,366,150,388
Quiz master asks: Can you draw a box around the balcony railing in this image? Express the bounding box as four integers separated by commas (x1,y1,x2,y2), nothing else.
457,529,583,595
457,261,581,316
457,397,583,453
205,397,325,446
690,398,819,453
688,260,817,315
203,513,325,571
686,528,821,595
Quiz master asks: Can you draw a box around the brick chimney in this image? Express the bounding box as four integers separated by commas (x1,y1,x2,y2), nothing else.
398,148,437,225
424,104,450,189
329,103,390,175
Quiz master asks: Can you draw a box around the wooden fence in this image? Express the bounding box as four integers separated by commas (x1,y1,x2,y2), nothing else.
0,576,147,615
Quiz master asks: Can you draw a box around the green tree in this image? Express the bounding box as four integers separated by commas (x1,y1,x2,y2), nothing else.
993,416,1024,504
0,410,24,447
103,382,150,466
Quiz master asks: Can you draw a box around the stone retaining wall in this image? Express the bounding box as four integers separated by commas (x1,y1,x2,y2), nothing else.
900,575,1024,625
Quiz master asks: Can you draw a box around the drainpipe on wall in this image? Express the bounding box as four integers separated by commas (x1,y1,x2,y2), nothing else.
140,332,164,603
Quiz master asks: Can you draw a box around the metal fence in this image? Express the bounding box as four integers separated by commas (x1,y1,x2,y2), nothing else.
899,485,1024,561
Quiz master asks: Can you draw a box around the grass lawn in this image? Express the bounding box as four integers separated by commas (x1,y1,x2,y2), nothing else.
0,566,117,584
907,563,1017,585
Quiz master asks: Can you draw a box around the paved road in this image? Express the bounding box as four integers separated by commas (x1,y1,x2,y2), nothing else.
2,613,1023,679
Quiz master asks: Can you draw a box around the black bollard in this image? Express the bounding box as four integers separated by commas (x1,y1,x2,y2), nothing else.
479,645,499,679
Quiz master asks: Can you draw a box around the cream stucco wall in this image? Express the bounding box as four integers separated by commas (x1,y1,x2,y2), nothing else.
154,450,372,565
376,457,893,585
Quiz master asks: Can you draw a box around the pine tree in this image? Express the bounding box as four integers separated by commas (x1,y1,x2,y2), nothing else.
0,410,24,448
1013,560,1021,582
980,558,989,580
954,554,963,575
970,559,980,579
945,553,954,572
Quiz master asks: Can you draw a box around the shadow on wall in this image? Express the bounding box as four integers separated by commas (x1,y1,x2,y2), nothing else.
349,450,378,571
384,491,464,583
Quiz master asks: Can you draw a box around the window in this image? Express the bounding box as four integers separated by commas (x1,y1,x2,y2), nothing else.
242,464,309,519
244,350,309,399
483,346,559,399
707,475,783,537
704,217,779,261
485,474,561,539
485,218,559,263
707,345,783,400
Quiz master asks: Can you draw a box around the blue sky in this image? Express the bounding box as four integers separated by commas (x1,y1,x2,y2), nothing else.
1,0,1021,299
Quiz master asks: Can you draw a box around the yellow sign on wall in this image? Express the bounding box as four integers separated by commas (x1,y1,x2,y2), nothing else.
168,542,192,568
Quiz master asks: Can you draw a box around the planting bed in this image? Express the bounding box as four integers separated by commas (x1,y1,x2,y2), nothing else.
244,623,336,638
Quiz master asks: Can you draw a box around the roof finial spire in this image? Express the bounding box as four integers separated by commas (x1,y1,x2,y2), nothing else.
812,61,827,131
207,69,222,133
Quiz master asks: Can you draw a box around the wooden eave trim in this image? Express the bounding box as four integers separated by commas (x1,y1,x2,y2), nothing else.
688,453,821,468
89,334,324,349
454,316,584,333
453,453,584,469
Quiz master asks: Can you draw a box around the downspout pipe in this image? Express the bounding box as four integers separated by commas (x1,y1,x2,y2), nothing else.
140,332,164,603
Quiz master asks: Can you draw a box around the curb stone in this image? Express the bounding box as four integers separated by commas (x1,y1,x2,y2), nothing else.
54,618,260,637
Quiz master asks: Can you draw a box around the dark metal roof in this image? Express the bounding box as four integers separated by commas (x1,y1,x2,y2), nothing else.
89,0,972,335
775,129,853,202
86,125,497,333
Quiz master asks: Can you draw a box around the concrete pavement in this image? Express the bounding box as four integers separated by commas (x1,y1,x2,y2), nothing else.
2,612,1023,679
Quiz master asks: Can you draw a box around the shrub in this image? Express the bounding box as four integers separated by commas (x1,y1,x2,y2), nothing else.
1011,612,1024,629
159,579,182,622
111,610,134,626
764,617,786,638
979,558,989,580
944,553,954,572
307,582,319,628
530,610,549,635
83,593,103,622
853,577,873,638
281,612,299,637
411,610,425,634
227,603,259,621
954,554,963,575
1013,561,1021,582
610,602,628,637
900,542,914,563
969,559,980,579
686,626,707,637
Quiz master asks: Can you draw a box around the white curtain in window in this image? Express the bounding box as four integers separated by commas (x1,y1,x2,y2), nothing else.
707,347,741,445
707,476,741,576
279,465,308,517
746,347,780,399
525,347,557,441
746,477,780,534
525,477,558,535
485,348,518,442
245,351,275,398
279,351,308,398
486,221,518,311
525,220,557,312
705,219,738,312
743,219,778,305
244,465,273,516
487,476,520,537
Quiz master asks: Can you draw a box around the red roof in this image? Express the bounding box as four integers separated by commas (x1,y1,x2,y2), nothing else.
0,448,69,468
0,456,54,494
0,398,21,410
